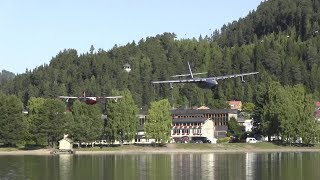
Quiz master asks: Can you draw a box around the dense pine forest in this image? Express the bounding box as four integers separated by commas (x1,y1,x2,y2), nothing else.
1,0,320,110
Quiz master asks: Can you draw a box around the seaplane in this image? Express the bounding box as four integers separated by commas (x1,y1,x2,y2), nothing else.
152,62,259,89
59,92,122,105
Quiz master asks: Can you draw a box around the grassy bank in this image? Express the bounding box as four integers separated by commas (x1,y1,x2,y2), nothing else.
75,145,143,151
75,142,320,151
177,142,320,149
2,142,320,154
0,147,19,151
174,142,308,150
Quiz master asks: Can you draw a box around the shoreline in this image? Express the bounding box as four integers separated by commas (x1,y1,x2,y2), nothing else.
74,148,320,155
1,146,320,155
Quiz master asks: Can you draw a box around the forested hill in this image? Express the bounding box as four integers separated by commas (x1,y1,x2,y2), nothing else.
1,0,320,109
214,0,320,46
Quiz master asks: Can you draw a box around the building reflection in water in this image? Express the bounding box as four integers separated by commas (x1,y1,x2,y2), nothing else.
170,153,215,180
169,153,258,180
59,154,73,180
2,152,320,180
138,154,147,180
245,152,257,180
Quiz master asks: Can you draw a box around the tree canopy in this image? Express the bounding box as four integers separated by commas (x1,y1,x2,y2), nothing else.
254,82,319,143
145,99,172,142
106,89,139,144
27,98,67,147
70,100,103,144
0,92,26,146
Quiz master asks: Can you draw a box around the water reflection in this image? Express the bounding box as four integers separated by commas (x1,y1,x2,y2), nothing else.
245,152,257,180
1,152,320,180
170,153,213,180
59,154,72,180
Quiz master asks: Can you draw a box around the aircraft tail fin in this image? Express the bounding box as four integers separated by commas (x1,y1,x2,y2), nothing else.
187,61,194,78
170,62,207,78
171,72,207,78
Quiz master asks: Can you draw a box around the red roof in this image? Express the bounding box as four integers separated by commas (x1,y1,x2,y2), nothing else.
227,101,242,106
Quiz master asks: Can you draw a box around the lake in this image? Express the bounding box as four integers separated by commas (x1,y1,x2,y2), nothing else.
0,152,320,180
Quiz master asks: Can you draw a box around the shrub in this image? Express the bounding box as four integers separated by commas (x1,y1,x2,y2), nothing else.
217,137,230,143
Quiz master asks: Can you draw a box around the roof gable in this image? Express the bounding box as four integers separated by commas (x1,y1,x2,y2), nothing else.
59,138,73,143
171,109,237,115
172,117,211,123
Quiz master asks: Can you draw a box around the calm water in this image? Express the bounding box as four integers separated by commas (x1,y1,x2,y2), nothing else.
0,152,320,180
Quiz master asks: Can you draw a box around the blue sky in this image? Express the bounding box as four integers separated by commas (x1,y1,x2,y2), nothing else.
0,0,263,74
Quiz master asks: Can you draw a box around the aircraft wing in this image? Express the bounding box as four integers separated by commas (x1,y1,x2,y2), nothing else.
94,96,123,102
58,96,80,99
94,96,123,99
151,79,204,84
152,72,259,84
212,72,259,80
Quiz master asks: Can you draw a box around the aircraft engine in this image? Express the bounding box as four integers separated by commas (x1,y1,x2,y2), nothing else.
205,79,218,89
240,76,246,83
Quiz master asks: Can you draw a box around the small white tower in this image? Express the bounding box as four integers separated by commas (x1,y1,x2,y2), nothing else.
123,63,131,73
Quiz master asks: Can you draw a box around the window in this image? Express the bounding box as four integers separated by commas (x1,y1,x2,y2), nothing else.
194,129,201,134
173,129,180,134
181,129,189,134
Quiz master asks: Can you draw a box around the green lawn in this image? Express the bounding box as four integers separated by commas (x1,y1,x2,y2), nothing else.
75,145,143,151
0,147,19,151
175,142,320,150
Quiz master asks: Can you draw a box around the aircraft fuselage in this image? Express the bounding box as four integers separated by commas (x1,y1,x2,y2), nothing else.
84,97,97,105
197,79,218,89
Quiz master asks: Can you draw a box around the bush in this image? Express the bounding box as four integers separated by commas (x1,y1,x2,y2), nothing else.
217,137,230,143
159,141,167,147
151,141,167,147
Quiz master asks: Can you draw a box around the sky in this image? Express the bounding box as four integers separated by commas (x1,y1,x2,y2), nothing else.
0,0,263,74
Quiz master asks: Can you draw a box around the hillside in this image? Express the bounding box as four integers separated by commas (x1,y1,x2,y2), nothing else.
1,0,320,108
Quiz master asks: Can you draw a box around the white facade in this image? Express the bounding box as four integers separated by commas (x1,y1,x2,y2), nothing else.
171,119,214,143
58,138,73,150
135,131,157,144
202,119,214,143
228,113,238,121
244,119,253,132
